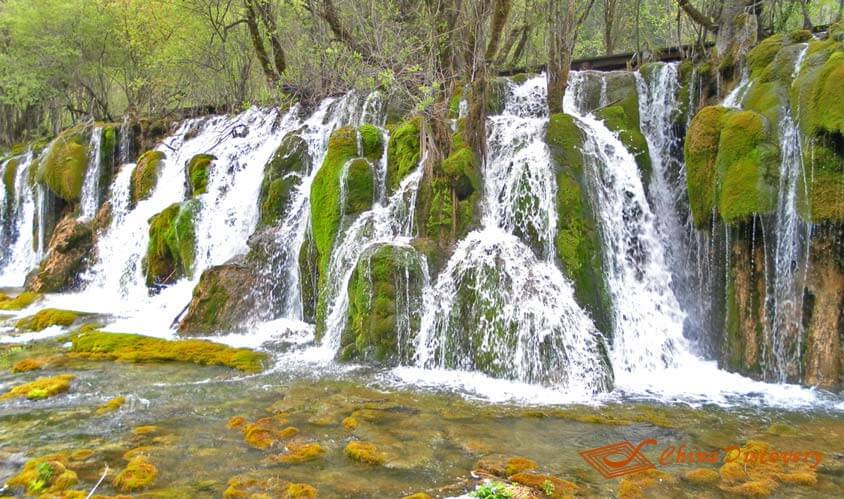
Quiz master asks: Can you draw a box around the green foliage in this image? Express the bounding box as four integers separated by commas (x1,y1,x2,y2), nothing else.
472,481,512,499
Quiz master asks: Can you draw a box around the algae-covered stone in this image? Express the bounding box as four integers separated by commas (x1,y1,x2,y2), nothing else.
340,244,425,364
95,395,126,415
37,127,88,202
259,134,311,227
143,200,198,287
387,118,421,192
0,374,75,400
344,441,385,465
113,455,157,492
596,103,652,184
178,259,258,335
5,454,79,495
131,150,166,206
186,153,214,196
25,214,95,293
15,308,79,331
546,113,611,334
71,327,265,372
0,291,42,310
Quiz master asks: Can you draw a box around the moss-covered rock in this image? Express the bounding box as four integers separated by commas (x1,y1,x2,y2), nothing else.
5,454,79,495
143,200,198,287
37,127,88,202
340,244,425,364
2,156,18,212
178,259,258,335
0,374,75,400
259,134,311,227
113,456,157,492
358,124,384,162
595,103,652,184
343,158,375,215
130,150,166,206
386,118,421,192
95,395,126,415
684,106,779,226
15,308,79,331
25,214,94,293
70,327,266,372
186,153,214,196
0,291,41,310
344,441,385,465
546,113,612,334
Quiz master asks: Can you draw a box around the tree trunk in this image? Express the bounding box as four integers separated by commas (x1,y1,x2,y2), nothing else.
245,0,278,88
715,0,757,61
800,0,813,30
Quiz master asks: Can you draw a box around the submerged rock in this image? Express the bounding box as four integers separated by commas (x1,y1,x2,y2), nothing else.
178,258,258,335
113,455,157,492
0,374,75,400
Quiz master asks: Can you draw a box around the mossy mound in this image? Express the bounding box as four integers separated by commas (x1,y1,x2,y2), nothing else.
186,153,214,196
358,124,385,162
340,244,425,364
130,150,166,206
5,454,79,495
509,473,577,498
684,106,779,226
270,442,326,464
223,472,317,498
2,156,18,208
344,441,385,465
0,374,75,400
343,158,375,215
387,118,421,192
474,455,538,477
716,440,818,495
26,214,95,293
143,200,198,287
15,308,79,331
178,259,258,335
546,113,611,334
0,291,42,310
113,456,157,492
259,133,311,227
70,327,266,372
37,127,89,202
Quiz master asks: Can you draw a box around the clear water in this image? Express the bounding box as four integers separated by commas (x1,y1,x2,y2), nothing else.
78,127,103,222
0,153,40,287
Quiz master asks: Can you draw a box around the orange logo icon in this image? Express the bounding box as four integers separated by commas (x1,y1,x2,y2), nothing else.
579,439,657,478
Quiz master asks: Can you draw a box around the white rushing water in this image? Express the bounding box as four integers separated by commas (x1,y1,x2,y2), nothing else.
78,127,103,222
414,75,611,393
0,152,40,286
566,72,687,377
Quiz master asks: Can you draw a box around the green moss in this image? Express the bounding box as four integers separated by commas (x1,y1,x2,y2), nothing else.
344,441,385,465
0,374,75,400
187,154,214,196
131,151,166,206
38,128,88,202
259,134,310,226
447,83,465,119
70,327,266,372
15,308,79,331
595,103,651,183
546,113,612,334
344,158,374,215
341,245,424,364
807,51,844,137
143,200,198,287
387,118,421,192
95,395,126,415
5,455,78,495
685,106,728,227
747,34,785,79
789,29,813,43
358,124,384,162
2,157,18,205
0,291,42,311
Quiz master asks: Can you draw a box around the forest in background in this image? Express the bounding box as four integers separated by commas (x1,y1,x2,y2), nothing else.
1,0,842,148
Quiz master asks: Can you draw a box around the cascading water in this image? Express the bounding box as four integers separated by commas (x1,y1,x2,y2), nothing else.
768,44,811,382
414,76,612,393
0,153,40,287
118,115,133,165
78,127,103,222
635,63,711,348
566,72,687,376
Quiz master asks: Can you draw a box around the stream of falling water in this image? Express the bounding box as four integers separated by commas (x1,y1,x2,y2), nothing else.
566,72,687,377
0,153,40,287
78,127,103,222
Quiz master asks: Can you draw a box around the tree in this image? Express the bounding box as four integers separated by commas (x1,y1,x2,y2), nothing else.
547,0,595,114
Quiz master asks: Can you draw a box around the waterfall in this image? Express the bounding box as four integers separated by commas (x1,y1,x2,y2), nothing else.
414,75,612,393
78,127,103,222
768,44,810,382
635,64,710,347
118,115,133,165
722,67,751,109
566,72,687,376
0,152,40,286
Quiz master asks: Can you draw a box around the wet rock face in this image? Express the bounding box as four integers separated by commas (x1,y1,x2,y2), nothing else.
178,258,258,335
25,214,94,293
